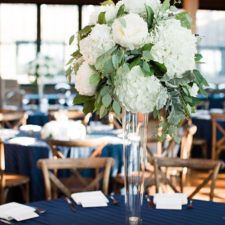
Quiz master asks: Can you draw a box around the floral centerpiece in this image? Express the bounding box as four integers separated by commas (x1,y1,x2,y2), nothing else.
67,0,207,141
67,0,208,223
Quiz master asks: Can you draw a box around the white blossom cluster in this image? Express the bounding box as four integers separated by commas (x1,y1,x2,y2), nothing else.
41,120,86,140
71,0,201,118
114,66,168,113
149,19,197,79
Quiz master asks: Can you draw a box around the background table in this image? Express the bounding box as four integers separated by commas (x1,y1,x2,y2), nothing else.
192,115,225,159
8,196,225,225
3,135,123,201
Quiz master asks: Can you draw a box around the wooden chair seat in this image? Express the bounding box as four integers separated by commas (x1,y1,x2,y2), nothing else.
4,174,29,187
0,140,30,203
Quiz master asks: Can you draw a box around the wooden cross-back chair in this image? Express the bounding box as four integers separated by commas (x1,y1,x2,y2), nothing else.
153,157,223,201
145,123,200,194
0,109,27,129
0,139,29,204
211,113,225,160
37,157,115,200
47,138,108,159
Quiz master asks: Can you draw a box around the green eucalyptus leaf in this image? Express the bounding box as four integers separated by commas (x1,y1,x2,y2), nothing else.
169,71,195,86
96,47,117,74
100,105,107,118
141,43,153,51
98,11,106,24
71,50,82,59
193,69,208,87
83,100,95,115
161,0,170,12
100,86,111,96
112,48,124,69
142,61,153,76
89,73,100,86
66,66,72,82
69,35,75,45
112,101,121,117
146,5,154,29
73,94,92,104
129,56,142,69
142,51,152,62
151,61,167,77
78,25,93,41
195,53,203,62
66,58,74,66
117,4,126,17
176,12,192,29
102,94,112,107
101,0,114,6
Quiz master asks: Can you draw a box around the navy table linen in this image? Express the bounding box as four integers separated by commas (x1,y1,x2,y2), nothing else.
27,112,49,126
4,143,50,201
192,117,225,159
3,140,124,201
7,196,225,225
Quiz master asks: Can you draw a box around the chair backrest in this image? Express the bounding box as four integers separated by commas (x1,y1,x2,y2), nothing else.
153,157,223,201
211,113,225,160
38,157,115,200
0,109,27,129
47,138,108,159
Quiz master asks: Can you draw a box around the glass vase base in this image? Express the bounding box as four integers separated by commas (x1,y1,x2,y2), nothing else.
127,216,142,225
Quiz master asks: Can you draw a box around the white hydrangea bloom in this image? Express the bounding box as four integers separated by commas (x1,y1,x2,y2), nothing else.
75,61,97,96
122,0,161,15
41,120,86,140
89,5,118,25
80,24,115,65
150,19,197,79
114,65,168,113
189,83,199,97
112,13,148,50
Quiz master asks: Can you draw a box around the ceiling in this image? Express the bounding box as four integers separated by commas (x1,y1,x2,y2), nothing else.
0,0,225,10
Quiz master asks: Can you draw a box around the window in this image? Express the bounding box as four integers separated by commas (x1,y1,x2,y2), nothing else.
0,4,37,81
197,10,225,83
41,4,79,83
0,3,79,84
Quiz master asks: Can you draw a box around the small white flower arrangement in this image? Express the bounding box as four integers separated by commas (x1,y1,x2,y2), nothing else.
66,0,208,140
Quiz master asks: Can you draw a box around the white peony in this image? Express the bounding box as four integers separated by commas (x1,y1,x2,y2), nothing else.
112,13,148,50
149,19,197,79
122,0,161,15
189,83,199,97
114,65,168,113
89,5,118,25
80,24,115,65
75,61,97,96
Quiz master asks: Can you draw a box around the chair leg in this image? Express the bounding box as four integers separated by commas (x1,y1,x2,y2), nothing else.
0,189,8,204
21,183,30,203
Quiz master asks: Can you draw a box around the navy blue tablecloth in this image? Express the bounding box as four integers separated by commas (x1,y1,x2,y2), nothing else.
4,143,50,201
9,196,225,225
192,117,225,159
27,112,49,126
3,141,124,201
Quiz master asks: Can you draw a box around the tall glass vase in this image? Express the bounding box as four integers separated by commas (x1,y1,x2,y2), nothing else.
122,110,148,225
